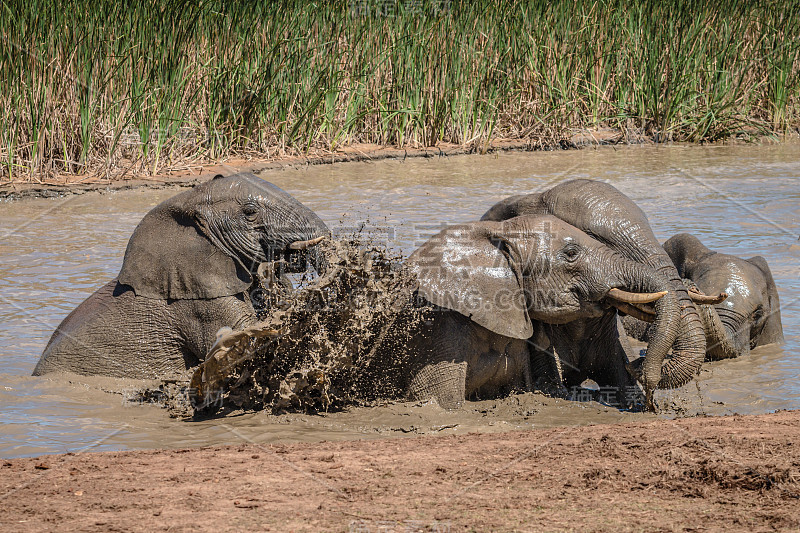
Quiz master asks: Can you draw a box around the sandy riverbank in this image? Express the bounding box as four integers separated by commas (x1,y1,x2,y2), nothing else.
0,131,657,200
2,409,798,532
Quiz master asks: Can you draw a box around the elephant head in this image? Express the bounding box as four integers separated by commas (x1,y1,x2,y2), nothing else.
408,214,676,405
119,172,330,300
482,179,707,398
664,233,784,359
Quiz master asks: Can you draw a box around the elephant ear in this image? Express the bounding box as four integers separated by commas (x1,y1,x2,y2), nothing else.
118,188,252,300
746,255,784,345
408,223,533,339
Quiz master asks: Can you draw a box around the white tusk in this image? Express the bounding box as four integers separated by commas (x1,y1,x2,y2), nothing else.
288,236,326,250
606,288,668,304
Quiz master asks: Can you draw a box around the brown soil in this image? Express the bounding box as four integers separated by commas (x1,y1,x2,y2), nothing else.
2,410,799,532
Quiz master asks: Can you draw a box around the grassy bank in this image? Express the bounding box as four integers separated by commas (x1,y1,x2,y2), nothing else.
1,0,799,181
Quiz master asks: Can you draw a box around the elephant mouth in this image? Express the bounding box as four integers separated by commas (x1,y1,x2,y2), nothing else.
578,299,607,318
282,235,328,273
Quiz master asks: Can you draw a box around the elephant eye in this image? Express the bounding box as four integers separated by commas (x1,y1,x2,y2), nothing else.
242,204,259,221
561,244,581,263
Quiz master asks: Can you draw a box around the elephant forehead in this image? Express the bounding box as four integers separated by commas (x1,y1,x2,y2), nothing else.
698,255,762,304
201,176,328,233
716,261,752,307
205,174,297,204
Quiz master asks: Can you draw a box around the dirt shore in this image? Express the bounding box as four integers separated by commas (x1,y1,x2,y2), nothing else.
2,410,798,532
3,131,788,201
0,132,634,200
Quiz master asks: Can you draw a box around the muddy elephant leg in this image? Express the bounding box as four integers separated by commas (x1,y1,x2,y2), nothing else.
573,313,641,407
173,294,259,368
407,360,468,409
407,310,536,409
527,323,567,395
406,310,471,409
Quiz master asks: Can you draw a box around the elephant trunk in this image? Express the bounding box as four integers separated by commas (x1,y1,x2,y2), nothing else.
536,180,707,397
678,278,738,361
607,256,680,409
307,217,331,275
304,238,329,276
648,257,706,390
700,305,740,360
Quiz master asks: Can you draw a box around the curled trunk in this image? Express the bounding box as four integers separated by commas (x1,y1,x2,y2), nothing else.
698,304,739,360
541,181,706,392
653,274,706,390
607,254,679,409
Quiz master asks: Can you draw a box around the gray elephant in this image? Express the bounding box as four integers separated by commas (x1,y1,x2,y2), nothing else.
33,172,329,379
481,179,707,401
661,233,783,359
404,214,676,409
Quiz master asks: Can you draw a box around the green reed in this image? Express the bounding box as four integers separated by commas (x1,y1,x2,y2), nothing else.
1,0,798,180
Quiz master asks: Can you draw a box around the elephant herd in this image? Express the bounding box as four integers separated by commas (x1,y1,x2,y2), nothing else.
34,172,784,412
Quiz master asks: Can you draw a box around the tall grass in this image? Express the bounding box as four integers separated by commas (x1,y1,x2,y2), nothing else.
1,0,799,180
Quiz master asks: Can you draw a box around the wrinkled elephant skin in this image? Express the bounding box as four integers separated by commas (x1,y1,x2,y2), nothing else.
405,214,676,409
663,233,784,360
482,180,707,405
33,172,329,379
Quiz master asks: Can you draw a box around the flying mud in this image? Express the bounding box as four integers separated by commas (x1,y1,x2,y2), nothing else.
134,236,431,417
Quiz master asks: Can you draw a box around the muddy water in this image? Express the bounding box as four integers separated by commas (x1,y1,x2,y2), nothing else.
1,144,798,458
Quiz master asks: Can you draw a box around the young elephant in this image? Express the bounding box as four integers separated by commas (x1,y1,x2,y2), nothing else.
34,172,329,379
662,233,784,359
404,214,676,409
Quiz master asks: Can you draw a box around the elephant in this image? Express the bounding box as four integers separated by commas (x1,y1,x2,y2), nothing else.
481,179,708,404
33,172,329,379
403,214,676,409
659,233,783,359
